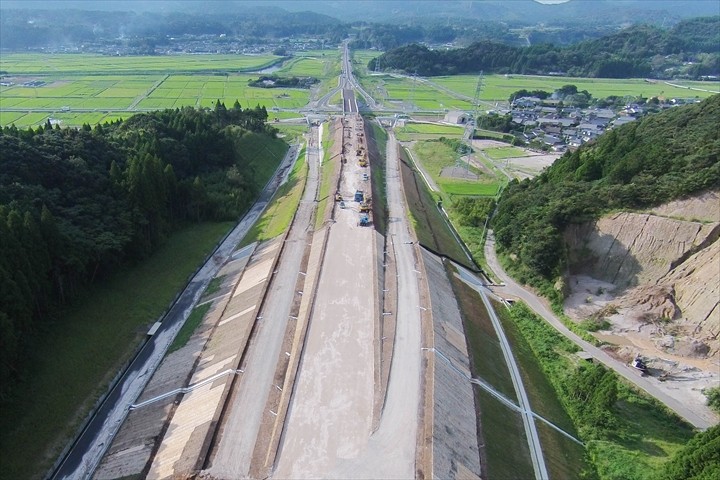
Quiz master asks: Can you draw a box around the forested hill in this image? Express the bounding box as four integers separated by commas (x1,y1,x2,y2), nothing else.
492,94,719,284
369,16,720,78
0,104,287,397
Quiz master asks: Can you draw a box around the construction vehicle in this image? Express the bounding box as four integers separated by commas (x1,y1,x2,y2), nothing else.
631,354,649,376
358,157,368,167
335,192,343,202
359,201,371,213
358,214,370,226
354,190,364,202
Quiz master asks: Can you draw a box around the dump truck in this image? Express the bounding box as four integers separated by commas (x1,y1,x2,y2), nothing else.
359,201,371,213
354,190,364,202
358,214,370,226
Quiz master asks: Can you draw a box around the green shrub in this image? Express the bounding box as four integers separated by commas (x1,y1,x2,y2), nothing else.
704,386,720,414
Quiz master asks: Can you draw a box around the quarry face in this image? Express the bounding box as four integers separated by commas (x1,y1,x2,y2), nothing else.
563,191,720,413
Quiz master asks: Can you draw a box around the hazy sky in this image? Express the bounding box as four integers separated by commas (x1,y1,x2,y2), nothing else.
1,0,717,17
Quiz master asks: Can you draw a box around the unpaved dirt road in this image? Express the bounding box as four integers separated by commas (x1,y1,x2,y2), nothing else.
205,126,322,478
274,123,423,479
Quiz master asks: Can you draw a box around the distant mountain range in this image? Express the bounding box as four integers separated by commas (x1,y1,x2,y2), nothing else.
1,0,718,26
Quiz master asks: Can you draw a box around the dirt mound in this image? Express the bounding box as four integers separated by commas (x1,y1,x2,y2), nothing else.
440,165,478,180
614,285,681,324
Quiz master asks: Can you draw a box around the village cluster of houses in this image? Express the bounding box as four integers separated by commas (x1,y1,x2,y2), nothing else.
505,96,703,152
13,35,326,57
445,94,704,152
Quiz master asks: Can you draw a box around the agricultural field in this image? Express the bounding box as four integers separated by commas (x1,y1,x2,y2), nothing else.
431,74,719,103
351,50,382,76
395,121,465,141
360,74,475,112
0,53,342,128
0,53,280,74
280,50,341,78
281,50,342,101
482,146,530,160
0,49,352,128
410,138,504,198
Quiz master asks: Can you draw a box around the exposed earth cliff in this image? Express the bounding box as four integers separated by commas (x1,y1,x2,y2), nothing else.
563,191,719,406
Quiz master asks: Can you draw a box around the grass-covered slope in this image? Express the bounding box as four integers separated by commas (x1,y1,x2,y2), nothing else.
492,94,719,288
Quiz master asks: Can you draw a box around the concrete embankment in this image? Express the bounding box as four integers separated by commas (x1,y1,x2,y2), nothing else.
422,249,482,480
94,239,281,479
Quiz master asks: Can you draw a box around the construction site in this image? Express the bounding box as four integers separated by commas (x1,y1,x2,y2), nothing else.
88,76,483,478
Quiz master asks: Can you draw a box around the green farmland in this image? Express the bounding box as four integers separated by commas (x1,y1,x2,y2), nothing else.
358,72,717,111
359,74,476,111
432,74,719,103
483,146,530,160
0,53,342,128
395,122,465,141
0,53,280,75
411,139,504,198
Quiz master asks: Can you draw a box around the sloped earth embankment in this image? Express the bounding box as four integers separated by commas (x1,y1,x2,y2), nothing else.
563,191,719,413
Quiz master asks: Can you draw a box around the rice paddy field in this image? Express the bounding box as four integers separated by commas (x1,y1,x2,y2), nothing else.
395,121,465,141
0,53,280,74
361,74,476,111
3,50,716,128
351,50,382,75
410,138,505,198
357,71,718,112
432,74,719,103
0,51,340,128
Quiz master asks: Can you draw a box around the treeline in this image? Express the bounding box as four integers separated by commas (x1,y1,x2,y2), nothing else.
248,75,319,89
349,21,525,51
369,16,720,78
492,94,719,290
0,102,287,398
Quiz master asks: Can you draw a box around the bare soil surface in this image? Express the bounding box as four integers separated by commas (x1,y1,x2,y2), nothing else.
486,231,716,428
274,114,378,479
471,139,561,179
565,274,719,419
441,165,479,180
563,193,720,422
205,126,321,479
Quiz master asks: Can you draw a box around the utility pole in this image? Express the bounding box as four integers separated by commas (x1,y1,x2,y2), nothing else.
456,72,484,174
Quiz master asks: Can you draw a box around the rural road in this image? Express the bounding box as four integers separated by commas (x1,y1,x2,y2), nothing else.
483,230,716,430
